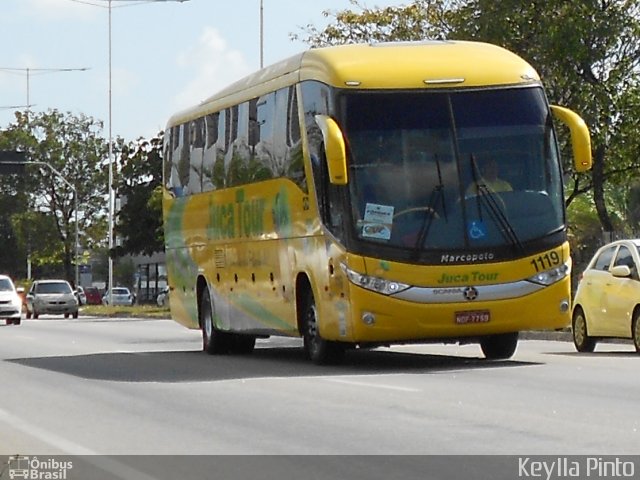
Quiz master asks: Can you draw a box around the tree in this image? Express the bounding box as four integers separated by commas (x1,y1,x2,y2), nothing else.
0,110,109,281
451,0,640,233
290,0,459,46
114,133,164,257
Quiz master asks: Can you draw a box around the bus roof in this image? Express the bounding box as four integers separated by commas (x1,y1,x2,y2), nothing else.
167,40,540,127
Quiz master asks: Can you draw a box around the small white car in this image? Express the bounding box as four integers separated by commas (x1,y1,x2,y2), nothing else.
156,286,170,307
102,287,135,306
75,286,87,306
0,275,23,325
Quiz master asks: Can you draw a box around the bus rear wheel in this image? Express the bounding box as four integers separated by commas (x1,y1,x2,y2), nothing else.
302,290,344,365
200,288,231,355
480,332,518,359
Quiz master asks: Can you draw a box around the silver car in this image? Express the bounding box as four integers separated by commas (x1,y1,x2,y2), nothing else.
26,279,79,319
102,287,135,306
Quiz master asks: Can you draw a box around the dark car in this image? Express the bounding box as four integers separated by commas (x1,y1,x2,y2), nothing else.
84,287,102,305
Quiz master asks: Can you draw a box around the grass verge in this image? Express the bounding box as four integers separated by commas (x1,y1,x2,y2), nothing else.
80,304,171,319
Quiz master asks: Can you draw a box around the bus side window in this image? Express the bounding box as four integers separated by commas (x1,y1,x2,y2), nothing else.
163,128,172,190
167,124,186,196
213,110,226,189
203,112,219,192
188,118,205,194
176,123,190,195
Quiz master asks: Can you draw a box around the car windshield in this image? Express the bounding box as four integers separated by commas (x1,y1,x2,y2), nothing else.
0,278,14,291
112,288,129,295
342,86,564,252
37,282,72,294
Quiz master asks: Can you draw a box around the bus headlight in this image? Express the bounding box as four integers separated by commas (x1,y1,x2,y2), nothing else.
527,262,570,286
341,264,410,295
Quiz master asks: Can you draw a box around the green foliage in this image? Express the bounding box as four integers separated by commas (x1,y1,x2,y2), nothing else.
114,133,164,257
0,110,109,281
291,0,459,46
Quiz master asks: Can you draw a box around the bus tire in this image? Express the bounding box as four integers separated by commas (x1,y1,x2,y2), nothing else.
200,288,230,355
302,290,344,365
572,307,596,353
480,332,518,359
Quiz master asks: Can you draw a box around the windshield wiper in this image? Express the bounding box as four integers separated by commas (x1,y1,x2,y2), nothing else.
468,155,523,252
474,184,524,252
412,155,447,252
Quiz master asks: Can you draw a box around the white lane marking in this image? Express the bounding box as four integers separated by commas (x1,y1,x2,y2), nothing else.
324,378,421,392
0,408,162,480
0,406,97,455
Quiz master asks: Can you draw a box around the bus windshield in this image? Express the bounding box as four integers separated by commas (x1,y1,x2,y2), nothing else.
342,87,564,253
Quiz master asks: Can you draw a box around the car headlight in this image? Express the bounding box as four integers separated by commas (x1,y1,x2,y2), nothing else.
341,264,410,295
10,294,22,308
527,262,570,286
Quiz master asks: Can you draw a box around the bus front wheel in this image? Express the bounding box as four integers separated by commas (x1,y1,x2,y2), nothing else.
480,332,518,360
302,291,344,365
200,289,230,355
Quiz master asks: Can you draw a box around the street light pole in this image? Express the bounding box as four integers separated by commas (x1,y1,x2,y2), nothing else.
67,0,189,301
108,0,114,301
87,0,190,303
260,0,264,68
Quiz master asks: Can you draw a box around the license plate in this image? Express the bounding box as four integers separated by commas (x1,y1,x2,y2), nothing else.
455,310,490,324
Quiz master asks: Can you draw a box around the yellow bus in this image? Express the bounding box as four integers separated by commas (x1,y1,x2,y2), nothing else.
162,41,592,364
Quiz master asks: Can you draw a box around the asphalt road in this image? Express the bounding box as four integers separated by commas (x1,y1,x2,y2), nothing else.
1,316,638,461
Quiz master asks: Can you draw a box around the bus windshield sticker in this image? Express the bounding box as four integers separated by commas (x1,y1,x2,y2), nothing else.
362,203,394,240
468,220,487,240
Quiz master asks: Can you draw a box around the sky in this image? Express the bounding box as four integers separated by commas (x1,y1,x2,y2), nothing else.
0,0,406,142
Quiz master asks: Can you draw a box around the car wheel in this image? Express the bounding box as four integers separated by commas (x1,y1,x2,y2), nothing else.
632,310,640,354
14,318,21,325
302,289,344,365
5,319,12,325
200,288,231,355
480,332,518,359
73,311,79,319
26,309,32,319
572,307,596,353
33,310,39,319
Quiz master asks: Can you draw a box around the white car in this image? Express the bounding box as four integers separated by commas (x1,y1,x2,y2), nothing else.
75,286,87,306
102,287,135,306
26,279,79,319
0,275,23,325
156,286,170,307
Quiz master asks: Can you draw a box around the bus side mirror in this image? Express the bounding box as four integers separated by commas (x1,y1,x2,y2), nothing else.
551,105,592,173
314,115,348,185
